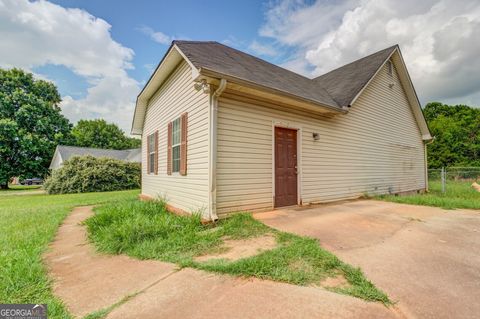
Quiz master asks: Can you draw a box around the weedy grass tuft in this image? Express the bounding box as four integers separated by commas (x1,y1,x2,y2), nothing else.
86,200,391,304
85,200,269,265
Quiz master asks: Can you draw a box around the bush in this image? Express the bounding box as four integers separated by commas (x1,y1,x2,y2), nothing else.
44,155,140,194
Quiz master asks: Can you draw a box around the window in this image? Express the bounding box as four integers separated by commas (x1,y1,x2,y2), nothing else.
386,60,393,75
167,113,187,176
171,117,181,173
147,133,155,174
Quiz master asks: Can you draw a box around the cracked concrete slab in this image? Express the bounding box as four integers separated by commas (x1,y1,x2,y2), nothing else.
107,268,398,319
254,200,480,319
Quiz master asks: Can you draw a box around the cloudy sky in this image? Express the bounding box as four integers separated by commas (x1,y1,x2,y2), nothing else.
1,0,479,133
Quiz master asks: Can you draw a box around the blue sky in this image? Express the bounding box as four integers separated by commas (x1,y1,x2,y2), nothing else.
1,0,479,133
48,0,271,92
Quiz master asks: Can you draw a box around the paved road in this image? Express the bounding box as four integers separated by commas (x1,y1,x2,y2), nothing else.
254,200,480,319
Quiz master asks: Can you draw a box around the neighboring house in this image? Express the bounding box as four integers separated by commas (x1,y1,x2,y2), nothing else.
49,145,141,170
132,41,432,221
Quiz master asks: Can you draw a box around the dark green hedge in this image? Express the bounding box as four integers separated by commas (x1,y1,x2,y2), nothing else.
44,155,140,194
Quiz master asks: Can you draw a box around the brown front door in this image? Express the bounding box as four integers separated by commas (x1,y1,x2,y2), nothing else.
274,127,298,207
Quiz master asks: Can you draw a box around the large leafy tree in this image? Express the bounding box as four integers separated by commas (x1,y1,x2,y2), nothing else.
0,68,72,188
424,102,480,168
71,119,141,150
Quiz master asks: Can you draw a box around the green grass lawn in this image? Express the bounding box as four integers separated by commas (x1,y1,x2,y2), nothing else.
0,189,140,318
377,180,480,210
86,199,390,304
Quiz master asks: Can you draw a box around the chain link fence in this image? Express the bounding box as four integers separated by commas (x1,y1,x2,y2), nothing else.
428,167,480,193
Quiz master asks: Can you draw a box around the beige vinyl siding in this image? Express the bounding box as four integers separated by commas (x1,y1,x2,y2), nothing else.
142,60,210,215
216,62,425,215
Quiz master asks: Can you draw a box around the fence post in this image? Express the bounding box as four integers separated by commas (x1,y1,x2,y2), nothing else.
441,167,446,193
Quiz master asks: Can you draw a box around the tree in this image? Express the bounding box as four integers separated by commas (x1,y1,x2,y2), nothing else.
424,102,480,168
71,119,141,150
0,68,72,189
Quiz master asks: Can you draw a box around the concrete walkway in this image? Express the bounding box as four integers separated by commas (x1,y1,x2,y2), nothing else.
254,200,480,319
44,206,400,319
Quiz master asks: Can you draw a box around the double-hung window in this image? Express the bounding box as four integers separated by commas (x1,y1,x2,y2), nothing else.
147,133,156,174
171,117,181,173
167,113,187,176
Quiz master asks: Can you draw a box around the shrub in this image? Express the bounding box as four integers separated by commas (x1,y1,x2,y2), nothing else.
44,155,140,194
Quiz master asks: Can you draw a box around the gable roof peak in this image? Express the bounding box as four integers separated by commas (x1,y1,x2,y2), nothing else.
313,45,398,107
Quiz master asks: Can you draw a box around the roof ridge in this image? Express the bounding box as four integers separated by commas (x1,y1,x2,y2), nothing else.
312,44,399,107
211,41,314,81
175,40,314,81
57,145,133,152
173,40,218,44
314,45,398,80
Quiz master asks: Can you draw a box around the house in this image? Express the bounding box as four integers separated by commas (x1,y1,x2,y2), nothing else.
49,145,141,170
131,41,432,221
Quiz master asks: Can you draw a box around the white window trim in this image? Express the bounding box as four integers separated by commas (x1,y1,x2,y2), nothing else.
148,134,155,174
171,117,182,174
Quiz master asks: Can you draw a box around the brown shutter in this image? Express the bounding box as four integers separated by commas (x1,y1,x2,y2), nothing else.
154,130,158,175
167,122,172,175
146,135,150,174
180,112,188,176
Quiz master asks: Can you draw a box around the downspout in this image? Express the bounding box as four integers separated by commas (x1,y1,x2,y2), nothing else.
209,78,227,221
423,137,434,192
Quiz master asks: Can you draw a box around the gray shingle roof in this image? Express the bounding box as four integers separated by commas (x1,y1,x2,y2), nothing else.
174,41,339,108
56,146,141,163
314,45,398,107
173,41,397,109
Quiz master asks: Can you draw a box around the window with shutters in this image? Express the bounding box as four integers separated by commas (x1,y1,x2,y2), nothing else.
147,133,155,174
171,117,181,173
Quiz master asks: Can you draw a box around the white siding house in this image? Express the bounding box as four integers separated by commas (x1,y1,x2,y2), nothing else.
141,60,210,214
132,41,432,220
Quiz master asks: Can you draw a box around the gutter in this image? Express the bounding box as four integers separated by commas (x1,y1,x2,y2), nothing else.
208,78,227,221
199,68,345,114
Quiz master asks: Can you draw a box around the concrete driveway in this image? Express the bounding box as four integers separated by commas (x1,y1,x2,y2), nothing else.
254,200,480,319
47,206,399,319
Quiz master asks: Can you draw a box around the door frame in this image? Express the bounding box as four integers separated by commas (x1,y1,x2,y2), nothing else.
272,119,302,207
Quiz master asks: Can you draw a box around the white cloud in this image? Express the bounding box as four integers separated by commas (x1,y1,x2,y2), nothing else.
248,40,277,57
260,0,359,48
260,0,480,106
139,26,173,45
0,0,139,133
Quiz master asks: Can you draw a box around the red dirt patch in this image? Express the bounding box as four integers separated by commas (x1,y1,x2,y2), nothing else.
321,275,350,288
195,234,277,262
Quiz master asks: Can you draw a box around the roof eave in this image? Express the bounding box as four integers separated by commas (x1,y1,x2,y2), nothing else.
348,46,398,107
131,43,200,135
198,67,346,114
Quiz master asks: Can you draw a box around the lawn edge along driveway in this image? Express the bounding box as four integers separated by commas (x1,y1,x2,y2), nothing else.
47,205,399,319
0,190,140,319
85,199,390,304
